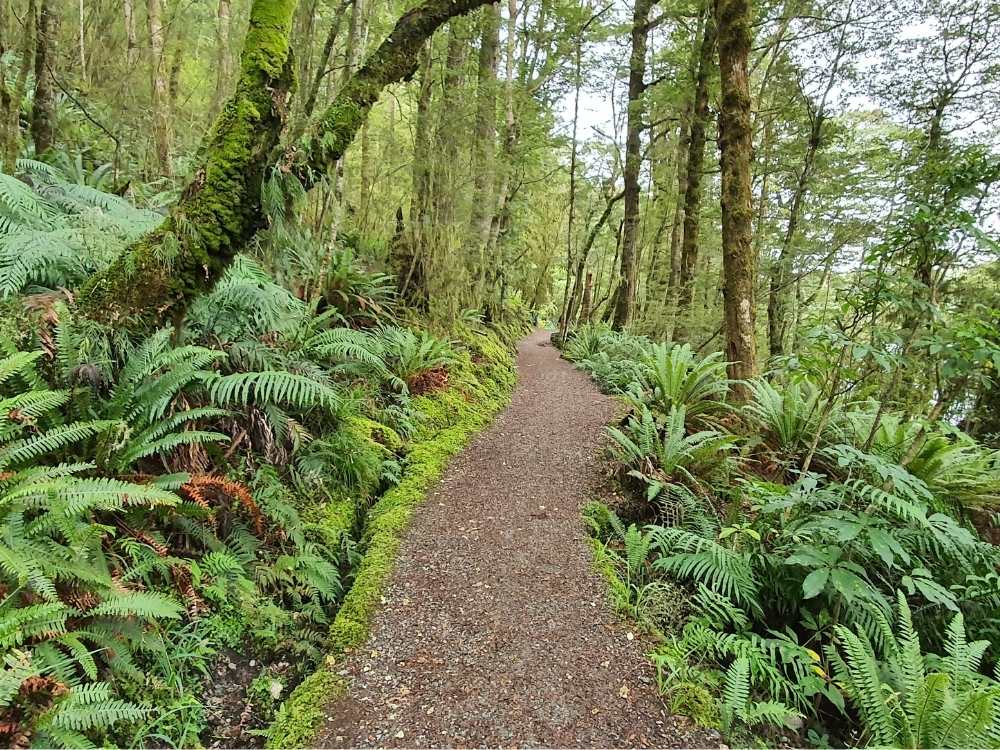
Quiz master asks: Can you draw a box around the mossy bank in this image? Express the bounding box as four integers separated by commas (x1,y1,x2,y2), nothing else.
265,325,520,748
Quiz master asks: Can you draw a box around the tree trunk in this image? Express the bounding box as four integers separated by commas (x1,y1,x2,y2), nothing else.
611,0,654,330
645,110,689,337
208,0,234,122
400,41,434,305
147,0,172,175
431,21,468,232
323,0,369,251
290,0,352,141
675,9,715,339
77,0,85,84
80,0,495,328
558,27,584,340
124,0,140,67
30,0,56,156
2,0,33,173
766,21,845,358
480,0,518,318
467,4,500,302
715,0,757,400
579,271,594,323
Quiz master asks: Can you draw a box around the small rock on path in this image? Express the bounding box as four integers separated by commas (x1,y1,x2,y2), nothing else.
315,330,718,748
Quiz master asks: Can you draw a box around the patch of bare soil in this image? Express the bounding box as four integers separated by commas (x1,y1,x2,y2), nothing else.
314,330,721,748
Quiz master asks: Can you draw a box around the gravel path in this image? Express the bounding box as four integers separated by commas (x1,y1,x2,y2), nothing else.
315,330,718,748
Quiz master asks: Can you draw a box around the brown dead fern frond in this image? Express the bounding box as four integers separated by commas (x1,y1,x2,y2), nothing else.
181,475,264,535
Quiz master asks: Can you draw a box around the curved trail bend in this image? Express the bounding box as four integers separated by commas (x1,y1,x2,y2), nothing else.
316,330,716,748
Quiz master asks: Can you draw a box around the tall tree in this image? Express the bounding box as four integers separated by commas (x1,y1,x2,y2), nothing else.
714,0,757,399
30,0,56,156
147,0,172,175
467,4,501,304
674,9,715,339
766,21,847,357
611,0,654,329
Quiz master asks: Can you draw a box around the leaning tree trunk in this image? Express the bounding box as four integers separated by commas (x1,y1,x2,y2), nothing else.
715,0,757,400
79,0,495,329
30,0,56,156
611,0,653,330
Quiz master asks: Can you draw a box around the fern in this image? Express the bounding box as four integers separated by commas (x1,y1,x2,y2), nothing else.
637,343,731,424
828,591,1000,748
209,370,343,412
649,525,761,613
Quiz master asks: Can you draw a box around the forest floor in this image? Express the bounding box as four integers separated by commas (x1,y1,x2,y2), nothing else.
313,330,719,748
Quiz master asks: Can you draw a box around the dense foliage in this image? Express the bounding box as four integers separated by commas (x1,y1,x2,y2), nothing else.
572,325,1000,746
0,164,526,746
1,0,999,746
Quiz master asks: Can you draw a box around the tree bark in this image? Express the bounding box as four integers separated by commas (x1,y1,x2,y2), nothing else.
2,0,33,173
147,0,172,175
77,0,85,84
290,0,352,141
766,20,845,358
675,9,715,340
611,0,654,330
400,41,434,305
79,0,495,328
715,0,757,400
208,0,235,122
467,4,500,302
30,0,56,156
124,0,140,67
431,21,469,232
558,14,589,340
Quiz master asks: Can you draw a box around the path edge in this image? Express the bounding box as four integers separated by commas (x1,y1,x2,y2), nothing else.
265,326,523,749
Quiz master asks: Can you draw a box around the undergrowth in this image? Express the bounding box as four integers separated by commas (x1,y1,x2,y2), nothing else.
568,324,1000,749
0,171,529,748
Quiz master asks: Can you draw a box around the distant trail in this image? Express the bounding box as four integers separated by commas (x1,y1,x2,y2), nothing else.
315,330,716,748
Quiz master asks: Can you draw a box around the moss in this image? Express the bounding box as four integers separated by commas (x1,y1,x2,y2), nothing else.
304,492,360,549
669,680,720,729
78,0,298,328
265,328,516,748
265,661,346,748
582,499,617,540
586,536,633,618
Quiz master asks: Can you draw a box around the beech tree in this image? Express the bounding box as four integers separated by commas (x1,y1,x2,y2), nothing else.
714,0,756,399
611,0,654,329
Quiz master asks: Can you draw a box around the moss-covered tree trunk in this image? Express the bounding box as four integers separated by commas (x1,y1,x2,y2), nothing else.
715,0,757,400
79,0,494,329
674,10,715,341
467,5,500,305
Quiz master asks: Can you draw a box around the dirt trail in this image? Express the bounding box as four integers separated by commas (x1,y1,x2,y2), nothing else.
315,330,716,748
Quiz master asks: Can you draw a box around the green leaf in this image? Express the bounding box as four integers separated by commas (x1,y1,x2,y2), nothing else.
802,568,830,599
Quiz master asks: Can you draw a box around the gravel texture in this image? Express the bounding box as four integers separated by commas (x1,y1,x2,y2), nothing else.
315,330,720,748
